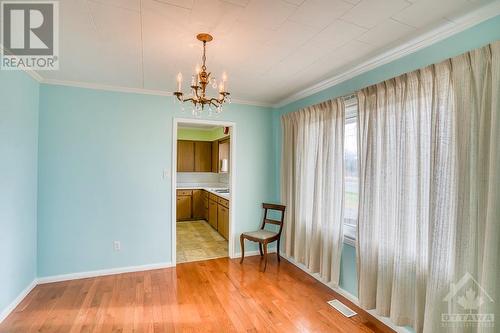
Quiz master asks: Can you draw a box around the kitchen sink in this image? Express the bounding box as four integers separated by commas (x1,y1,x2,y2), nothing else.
214,189,229,194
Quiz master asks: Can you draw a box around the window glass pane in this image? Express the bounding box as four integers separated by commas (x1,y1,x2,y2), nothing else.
344,114,358,226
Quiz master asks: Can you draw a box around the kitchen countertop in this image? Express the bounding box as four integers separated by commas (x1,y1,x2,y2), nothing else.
176,183,230,200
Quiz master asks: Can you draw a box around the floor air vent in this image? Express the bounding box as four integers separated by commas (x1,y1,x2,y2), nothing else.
327,299,357,318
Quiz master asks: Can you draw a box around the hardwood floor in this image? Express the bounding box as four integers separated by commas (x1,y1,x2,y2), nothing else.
0,256,393,333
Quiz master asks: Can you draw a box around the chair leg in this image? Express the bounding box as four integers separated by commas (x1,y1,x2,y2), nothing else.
240,235,245,264
277,238,281,262
259,243,263,257
262,242,268,272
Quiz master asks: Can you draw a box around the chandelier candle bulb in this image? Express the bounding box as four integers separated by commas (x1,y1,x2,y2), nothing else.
222,72,228,90
176,72,182,91
195,64,201,83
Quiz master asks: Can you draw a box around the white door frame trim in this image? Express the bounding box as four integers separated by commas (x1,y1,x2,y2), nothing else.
171,118,237,265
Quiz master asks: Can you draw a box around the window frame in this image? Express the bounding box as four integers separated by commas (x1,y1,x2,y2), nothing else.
343,98,358,247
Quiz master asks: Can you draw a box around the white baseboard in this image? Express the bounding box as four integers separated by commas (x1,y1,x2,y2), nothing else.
0,279,37,324
282,255,411,333
37,261,174,284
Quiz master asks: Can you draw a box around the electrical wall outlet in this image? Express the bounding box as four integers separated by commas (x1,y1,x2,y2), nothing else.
113,241,121,251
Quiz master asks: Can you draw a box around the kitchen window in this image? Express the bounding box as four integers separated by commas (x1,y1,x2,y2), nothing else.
344,100,358,246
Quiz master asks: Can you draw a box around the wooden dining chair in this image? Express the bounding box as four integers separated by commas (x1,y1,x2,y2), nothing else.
240,203,286,271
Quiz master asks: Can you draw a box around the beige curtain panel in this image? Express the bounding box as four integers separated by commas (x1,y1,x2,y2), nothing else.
281,99,345,287
357,41,500,333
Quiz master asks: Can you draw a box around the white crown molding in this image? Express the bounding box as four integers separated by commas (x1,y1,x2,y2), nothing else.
40,78,273,107
0,44,43,83
272,1,500,109
41,78,173,96
0,279,37,324
4,2,497,109
37,261,174,284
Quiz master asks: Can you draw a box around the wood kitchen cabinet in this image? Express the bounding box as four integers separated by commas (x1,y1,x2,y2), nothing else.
177,189,230,240
177,140,213,172
192,189,205,219
177,141,195,172
208,198,218,229
176,190,192,221
177,137,230,173
217,203,229,240
203,191,209,220
194,141,212,172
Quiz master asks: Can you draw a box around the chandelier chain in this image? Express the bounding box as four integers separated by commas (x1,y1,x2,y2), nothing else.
202,41,207,71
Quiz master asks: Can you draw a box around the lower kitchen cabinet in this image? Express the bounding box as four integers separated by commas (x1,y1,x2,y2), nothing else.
208,198,218,229
177,189,229,240
176,190,192,221
203,191,209,220
217,204,229,240
192,189,205,219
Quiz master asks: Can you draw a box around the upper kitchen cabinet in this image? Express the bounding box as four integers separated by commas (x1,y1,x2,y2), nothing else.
177,140,212,172
194,141,212,172
177,140,195,172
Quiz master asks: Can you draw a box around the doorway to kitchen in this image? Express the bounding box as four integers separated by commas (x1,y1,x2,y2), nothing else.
171,118,235,265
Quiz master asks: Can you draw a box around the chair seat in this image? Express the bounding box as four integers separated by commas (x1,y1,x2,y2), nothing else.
242,230,278,240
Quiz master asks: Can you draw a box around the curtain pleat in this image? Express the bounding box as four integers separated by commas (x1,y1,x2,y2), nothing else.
357,41,500,333
281,99,345,286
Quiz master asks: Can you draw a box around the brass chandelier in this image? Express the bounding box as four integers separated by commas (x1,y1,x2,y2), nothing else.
174,33,230,116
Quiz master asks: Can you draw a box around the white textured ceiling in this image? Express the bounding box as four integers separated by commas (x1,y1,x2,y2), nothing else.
39,0,497,105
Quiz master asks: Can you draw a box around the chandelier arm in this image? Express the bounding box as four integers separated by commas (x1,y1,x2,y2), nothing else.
174,93,183,102
209,98,222,105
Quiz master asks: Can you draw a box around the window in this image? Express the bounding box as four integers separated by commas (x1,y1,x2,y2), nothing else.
344,101,359,245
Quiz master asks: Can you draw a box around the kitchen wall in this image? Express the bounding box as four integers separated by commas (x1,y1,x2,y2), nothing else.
37,84,275,277
177,172,223,185
273,14,500,298
0,70,39,318
218,173,229,185
178,127,228,141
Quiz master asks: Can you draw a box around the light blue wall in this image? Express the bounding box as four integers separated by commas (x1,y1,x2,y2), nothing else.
0,71,39,314
339,244,357,296
273,15,500,297
37,84,275,277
